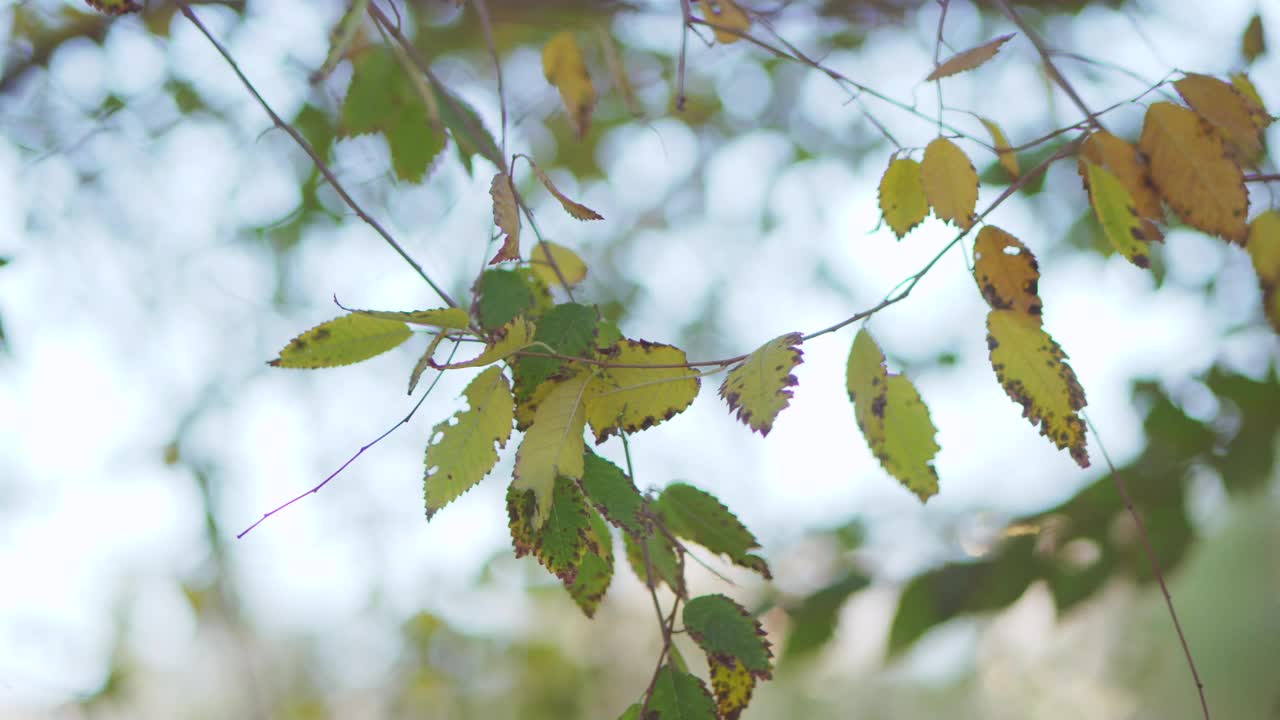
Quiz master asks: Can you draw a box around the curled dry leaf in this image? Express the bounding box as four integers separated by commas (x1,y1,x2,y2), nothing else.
489,172,521,264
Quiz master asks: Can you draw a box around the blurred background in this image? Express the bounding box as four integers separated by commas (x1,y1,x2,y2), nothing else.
1,0,1278,717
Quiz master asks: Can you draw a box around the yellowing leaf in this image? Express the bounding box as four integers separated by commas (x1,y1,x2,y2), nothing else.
424,366,515,518
1084,162,1154,269
542,32,597,138
269,313,411,368
1243,13,1265,63
921,137,978,229
351,306,471,329
698,0,751,44
584,340,701,443
926,33,1014,81
710,660,755,720
986,310,1089,468
1247,211,1280,332
530,163,603,221
719,333,804,436
979,117,1020,179
878,157,929,240
1175,73,1267,161
436,317,535,370
1139,102,1248,244
972,225,1042,315
530,242,589,287
1230,73,1272,130
83,0,140,14
489,173,521,264
846,330,939,502
1078,130,1163,226
513,371,591,527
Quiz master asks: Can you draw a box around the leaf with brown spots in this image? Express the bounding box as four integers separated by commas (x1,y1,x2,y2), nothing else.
846,330,940,501
972,226,1042,315
507,476,592,584
683,594,773,719
1139,102,1248,243
269,313,412,369
512,370,591,527
583,339,701,443
1078,130,1163,240
1175,73,1268,162
719,333,803,436
566,508,614,617
986,310,1089,467
1084,162,1154,269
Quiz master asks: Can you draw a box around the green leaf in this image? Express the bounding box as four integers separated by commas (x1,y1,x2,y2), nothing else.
617,704,641,720
507,476,592,584
647,665,717,720
351,306,471,329
292,103,335,162
584,339,701,443
424,366,515,518
580,450,650,539
1084,161,1153,269
656,483,770,579
567,508,614,617
343,48,398,136
427,76,503,172
269,313,411,368
512,371,590,526
475,269,540,332
386,101,447,182
624,529,685,597
719,332,804,436
341,47,446,182
684,596,773,697
783,572,870,658
514,302,599,400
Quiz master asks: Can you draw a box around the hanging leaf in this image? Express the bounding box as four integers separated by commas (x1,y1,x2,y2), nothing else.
647,665,718,720
1229,73,1273,131
513,302,598,400
313,0,371,82
1139,102,1248,243
624,527,685,596
529,242,589,288
783,572,870,658
434,317,535,370
542,32,597,138
580,450,650,538
1248,211,1280,332
407,336,442,395
1083,162,1154,268
986,310,1089,467
489,173,521,264
926,33,1015,81
684,594,773,720
979,117,1020,179
878,157,930,240
530,163,604,220
1242,13,1266,63
1175,73,1267,162
698,0,751,44
567,508,614,617
920,137,979,229
1077,130,1164,230
424,367,515,518
512,371,592,527
719,332,804,436
426,76,504,171
269,314,411,368
507,477,592,584
584,340,701,443
656,483,771,579
972,226,1042,314
350,306,471,329
341,47,445,182
846,330,940,502
474,268,549,332
597,26,643,117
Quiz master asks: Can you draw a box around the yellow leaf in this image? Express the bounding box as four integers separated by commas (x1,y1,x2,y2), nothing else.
1084,162,1154,269
926,33,1015,81
698,0,751,44
1247,211,1280,332
878,157,930,240
436,317,536,370
542,32,597,138
986,310,1089,468
719,333,804,436
351,306,471,329
584,340,701,443
424,366,515,518
530,242,589,287
1077,130,1163,226
1175,73,1267,161
1139,102,1249,243
710,659,756,720
513,371,591,527
597,25,643,117
269,313,412,369
530,163,603,221
972,226,1042,315
408,332,447,395
920,137,978,229
979,117,1020,179
1229,72,1272,130
489,172,521,264
1243,13,1265,63
846,330,939,502
83,0,140,14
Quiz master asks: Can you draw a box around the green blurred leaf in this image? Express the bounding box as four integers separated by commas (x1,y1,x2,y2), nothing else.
647,665,717,720
656,483,771,579
624,528,685,597
784,571,870,658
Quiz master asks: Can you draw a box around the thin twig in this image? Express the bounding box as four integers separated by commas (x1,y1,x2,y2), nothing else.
993,0,1103,132
932,0,950,134
470,0,507,159
176,2,458,309
676,0,694,110
1084,412,1210,719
